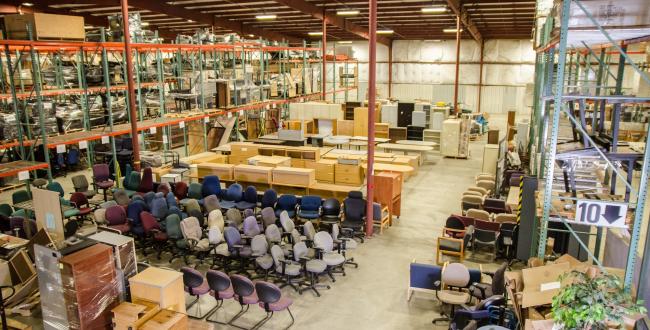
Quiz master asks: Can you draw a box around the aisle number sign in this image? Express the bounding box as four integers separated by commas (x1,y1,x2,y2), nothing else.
573,200,628,229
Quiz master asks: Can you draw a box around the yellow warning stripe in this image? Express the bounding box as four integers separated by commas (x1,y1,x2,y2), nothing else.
516,176,524,223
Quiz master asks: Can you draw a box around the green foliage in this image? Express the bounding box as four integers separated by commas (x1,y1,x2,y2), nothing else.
551,270,646,330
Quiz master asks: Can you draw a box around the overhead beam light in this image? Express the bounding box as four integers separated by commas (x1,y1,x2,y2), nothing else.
141,22,150,27
421,6,446,13
377,30,394,34
256,14,277,20
337,41,353,44
337,10,359,16
308,32,323,36
21,2,33,6
443,28,463,33
187,19,194,23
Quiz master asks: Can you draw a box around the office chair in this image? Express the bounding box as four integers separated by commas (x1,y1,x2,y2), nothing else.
275,194,298,218
461,195,483,215
260,207,276,228
92,164,114,201
243,216,262,237
261,189,277,209
70,175,96,199
225,208,243,228
270,245,302,292
104,205,131,234
483,198,508,214
228,275,259,328
236,186,258,211
141,211,168,260
254,281,295,329
473,220,501,260
174,181,188,200
297,195,322,222
202,175,221,198
224,227,253,275
181,267,213,319
466,209,490,221
220,184,243,209
469,262,507,301
250,234,273,281
293,241,329,297
320,198,341,226
205,270,235,324
313,231,346,280
342,191,366,242
494,213,517,224
203,195,221,214
432,263,471,324
208,210,225,231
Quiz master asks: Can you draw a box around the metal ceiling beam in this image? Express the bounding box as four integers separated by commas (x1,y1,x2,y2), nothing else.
445,0,483,43
272,0,391,46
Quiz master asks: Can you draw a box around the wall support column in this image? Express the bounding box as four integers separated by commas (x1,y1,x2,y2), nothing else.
453,15,461,114
388,40,393,98
365,0,377,237
322,17,327,99
477,40,484,113
120,0,141,170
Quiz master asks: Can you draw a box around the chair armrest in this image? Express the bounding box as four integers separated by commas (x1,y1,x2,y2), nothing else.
433,280,442,291
126,217,134,224
233,244,244,249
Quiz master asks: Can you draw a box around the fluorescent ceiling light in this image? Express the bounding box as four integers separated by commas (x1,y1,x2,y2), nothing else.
248,34,255,38
308,32,323,36
21,2,33,6
337,10,359,16
337,41,353,44
141,22,150,26
443,28,462,33
187,19,194,23
256,14,277,20
421,6,446,13
377,29,394,34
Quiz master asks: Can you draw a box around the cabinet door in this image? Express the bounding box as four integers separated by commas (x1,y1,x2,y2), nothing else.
397,103,414,127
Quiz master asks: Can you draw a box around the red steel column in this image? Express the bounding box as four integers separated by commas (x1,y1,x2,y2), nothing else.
120,0,141,170
322,17,327,99
477,40,484,113
388,40,393,98
365,0,377,237
453,15,461,115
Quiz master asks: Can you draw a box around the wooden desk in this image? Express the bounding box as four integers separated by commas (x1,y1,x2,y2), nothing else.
377,143,433,165
506,186,519,213
350,136,391,144
247,155,292,167
128,267,185,313
248,138,286,145
395,140,438,147
361,163,414,174
308,183,361,201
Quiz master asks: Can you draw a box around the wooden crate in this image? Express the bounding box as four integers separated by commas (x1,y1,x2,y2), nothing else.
140,310,188,330
230,142,259,158
335,163,364,185
305,159,336,183
4,13,85,41
247,155,291,168
112,301,160,330
234,164,273,183
291,159,306,168
129,267,185,313
272,167,316,187
196,163,234,180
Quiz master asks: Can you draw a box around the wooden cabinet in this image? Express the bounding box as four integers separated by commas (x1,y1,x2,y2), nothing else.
353,107,369,137
335,163,364,185
60,243,120,330
389,127,407,142
375,123,389,139
373,172,403,220
129,267,185,313
305,159,336,183
234,164,273,183
272,167,316,187
87,231,137,302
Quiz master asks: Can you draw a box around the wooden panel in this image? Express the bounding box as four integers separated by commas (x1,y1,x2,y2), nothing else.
5,13,85,40
112,301,160,330
388,127,407,143
272,167,316,187
179,152,226,165
335,163,363,185
353,107,369,137
234,164,273,183
129,267,185,313
33,188,65,245
305,159,336,183
141,310,188,330
337,120,354,136
196,163,234,180
375,123,389,139
247,155,291,168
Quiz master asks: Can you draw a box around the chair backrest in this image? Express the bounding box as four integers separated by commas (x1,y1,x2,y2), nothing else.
150,193,169,219
261,189,277,208
300,195,321,212
445,216,466,231
442,263,470,288
462,195,484,205
0,204,13,218
476,173,495,182
208,227,223,245
265,224,282,243
127,200,146,225
203,195,221,214
138,168,153,193
166,192,178,208
331,224,341,240
185,199,202,215
124,171,141,192
181,267,204,290
188,209,205,228
492,263,508,296
475,219,500,232
225,183,243,202
46,182,65,197
70,192,88,208
279,211,294,232
372,202,384,221
208,210,225,231
243,186,257,203
105,205,126,226
463,190,483,198
157,182,171,196
260,207,276,228
113,189,130,206
243,208,254,218
494,213,517,224
174,181,188,200
165,214,182,239
224,226,242,248
67,148,80,165
276,194,297,211
100,200,117,209
467,186,488,196
293,241,309,261
93,164,110,182
230,274,255,298
250,234,268,256
226,208,242,226
206,270,231,294
12,190,31,205
243,216,261,237
322,198,341,218
255,281,282,306
270,244,285,267
343,191,365,223
180,217,202,241
71,175,89,192
466,209,490,221
313,231,334,253
202,175,221,197
476,180,495,191
303,221,316,240
143,191,156,207
141,211,160,233
188,183,203,199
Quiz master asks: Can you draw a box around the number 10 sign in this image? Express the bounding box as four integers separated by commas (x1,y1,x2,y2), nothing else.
573,200,628,229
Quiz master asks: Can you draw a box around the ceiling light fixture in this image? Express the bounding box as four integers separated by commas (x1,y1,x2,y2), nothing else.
337,41,353,44
249,34,255,38
443,28,462,33
187,19,194,23
337,10,360,16
377,29,394,34
256,14,277,20
308,32,323,36
141,22,150,27
421,6,446,13
21,2,33,6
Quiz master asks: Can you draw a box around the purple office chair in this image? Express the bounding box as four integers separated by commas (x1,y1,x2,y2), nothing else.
181,267,213,319
254,281,295,329
205,270,235,324
229,274,259,327
105,205,131,234
92,164,114,201
243,216,262,237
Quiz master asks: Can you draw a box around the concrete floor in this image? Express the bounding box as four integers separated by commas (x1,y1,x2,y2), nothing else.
1,115,510,330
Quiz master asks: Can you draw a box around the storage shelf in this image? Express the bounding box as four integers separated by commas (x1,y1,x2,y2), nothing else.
0,82,159,100
0,161,48,178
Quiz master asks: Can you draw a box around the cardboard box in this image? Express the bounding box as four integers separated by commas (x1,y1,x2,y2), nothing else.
4,13,85,41
272,167,316,187
520,262,571,308
196,163,234,180
234,164,273,183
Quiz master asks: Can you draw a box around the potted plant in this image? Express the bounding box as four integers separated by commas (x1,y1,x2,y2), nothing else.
551,269,646,330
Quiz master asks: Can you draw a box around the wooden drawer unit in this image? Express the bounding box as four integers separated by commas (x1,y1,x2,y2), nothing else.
234,164,273,183
197,163,234,180
374,172,403,219
87,231,137,302
335,163,364,185
291,159,306,168
129,267,185,313
305,159,336,183
272,167,316,187
179,152,225,165
247,155,291,168
375,123,389,139
112,300,160,330
389,127,407,142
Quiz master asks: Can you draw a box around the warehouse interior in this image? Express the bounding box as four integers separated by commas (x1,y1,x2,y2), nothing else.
0,0,648,329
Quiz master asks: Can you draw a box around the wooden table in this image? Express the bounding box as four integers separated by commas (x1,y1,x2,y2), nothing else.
13,200,76,213
350,136,391,144
361,163,414,175
377,143,434,165
348,140,367,150
395,140,438,147
308,183,362,201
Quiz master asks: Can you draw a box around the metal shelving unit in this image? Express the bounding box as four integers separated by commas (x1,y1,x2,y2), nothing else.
529,0,650,291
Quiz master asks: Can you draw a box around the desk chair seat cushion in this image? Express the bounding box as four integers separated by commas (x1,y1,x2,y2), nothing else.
110,223,131,234
306,259,327,273
256,255,274,270
277,263,301,276
297,210,320,219
438,290,470,305
64,209,80,218
236,291,259,305
322,252,345,266
260,296,293,312
96,181,114,189
211,286,235,299
439,239,463,252
469,283,492,299
236,201,257,211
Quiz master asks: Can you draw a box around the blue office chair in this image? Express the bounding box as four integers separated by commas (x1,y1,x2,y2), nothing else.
202,175,222,198
297,195,322,221
261,189,277,209
220,183,243,209
66,147,81,170
236,186,257,211
275,194,297,218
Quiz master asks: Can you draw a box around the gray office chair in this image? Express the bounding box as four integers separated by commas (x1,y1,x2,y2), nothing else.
433,263,471,324
293,241,329,297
